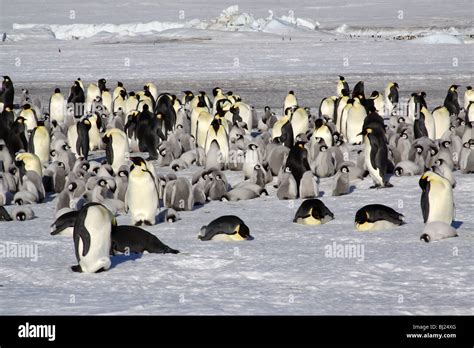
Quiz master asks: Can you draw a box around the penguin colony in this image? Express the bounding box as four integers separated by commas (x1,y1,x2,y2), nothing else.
0,75,470,273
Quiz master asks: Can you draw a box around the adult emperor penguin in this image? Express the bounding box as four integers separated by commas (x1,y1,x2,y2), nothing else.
312,119,333,149
443,84,461,116
71,202,115,273
432,105,451,139
1,76,14,108
198,215,253,241
285,140,311,194
19,104,38,132
291,107,309,140
293,199,334,225
360,125,392,188
67,79,85,118
111,225,179,255
384,82,399,116
49,88,66,123
103,128,129,174
336,76,349,97
346,97,367,145
464,86,474,110
125,157,159,226
15,152,43,177
419,171,454,225
284,91,298,112
28,121,50,164
76,118,91,159
355,204,405,231
319,96,337,120
204,117,229,164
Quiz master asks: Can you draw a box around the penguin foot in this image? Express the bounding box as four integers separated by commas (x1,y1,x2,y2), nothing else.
135,221,143,227
144,220,153,226
369,185,380,189
384,182,394,188
146,156,157,161
71,265,82,273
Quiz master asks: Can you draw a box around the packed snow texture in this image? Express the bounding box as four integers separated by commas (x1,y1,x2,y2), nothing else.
0,0,473,315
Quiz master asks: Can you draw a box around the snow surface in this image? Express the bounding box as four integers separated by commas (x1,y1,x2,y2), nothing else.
0,0,473,315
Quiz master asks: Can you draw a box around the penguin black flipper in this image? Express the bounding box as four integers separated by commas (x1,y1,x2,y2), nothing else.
419,177,430,223
28,127,37,154
0,206,12,221
104,135,113,166
51,211,78,235
73,206,93,259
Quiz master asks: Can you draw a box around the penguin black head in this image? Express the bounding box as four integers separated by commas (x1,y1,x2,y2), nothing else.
236,223,252,240
130,156,146,167
315,119,324,129
15,199,23,206
394,167,403,176
3,76,11,81
58,161,65,169
370,91,379,98
397,117,405,124
393,82,399,89
226,91,233,96
54,88,61,93
16,212,26,221
420,233,430,243
264,106,270,112
354,209,369,225
341,166,349,174
212,87,221,97
341,89,350,97
449,84,460,91
22,104,31,110
248,143,258,151
466,86,472,90
288,90,294,95
401,132,408,140
118,170,129,178
99,179,107,187
442,141,451,148
320,145,328,152
338,75,345,81
142,104,149,112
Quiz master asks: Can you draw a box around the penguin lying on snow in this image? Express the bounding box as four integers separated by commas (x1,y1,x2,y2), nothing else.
111,225,179,255
293,199,334,225
420,222,458,242
11,206,35,221
199,216,253,241
355,204,405,231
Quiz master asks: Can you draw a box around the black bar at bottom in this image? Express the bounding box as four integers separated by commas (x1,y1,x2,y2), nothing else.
0,316,472,346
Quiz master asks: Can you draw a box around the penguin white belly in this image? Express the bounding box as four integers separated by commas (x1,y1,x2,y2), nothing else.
79,207,112,273
102,91,113,112
126,175,158,224
427,182,454,224
125,98,139,114
111,134,129,173
88,124,102,150
433,107,450,139
21,110,37,131
196,112,213,149
50,94,65,123
424,110,436,140
86,84,100,111
33,129,50,164
291,109,309,140
67,125,78,155
113,97,126,113
320,99,335,120
314,126,332,148
356,220,399,231
58,226,74,237
346,107,366,144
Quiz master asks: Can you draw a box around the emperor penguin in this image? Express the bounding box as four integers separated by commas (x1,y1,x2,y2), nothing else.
367,91,385,115
204,118,229,164
355,204,405,231
85,81,102,112
312,119,333,149
19,104,38,131
67,79,85,118
299,170,319,199
432,106,451,139
332,165,351,196
291,107,309,140
212,87,226,114
49,88,66,123
164,177,194,211
103,128,129,174
243,143,262,180
459,139,474,173
336,76,349,97
285,140,311,193
71,202,115,273
111,225,179,255
28,122,50,164
1,76,14,107
125,157,159,226
75,118,91,159
319,96,337,121
384,82,399,116
313,145,336,178
346,98,367,145
464,86,474,110
419,171,454,225
293,199,334,225
112,81,126,101
420,221,458,242
15,152,42,177
198,215,253,241
443,84,461,116
431,158,455,188
284,91,298,112
336,89,350,132
125,92,140,114
360,125,392,188
277,166,298,200
195,109,213,148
